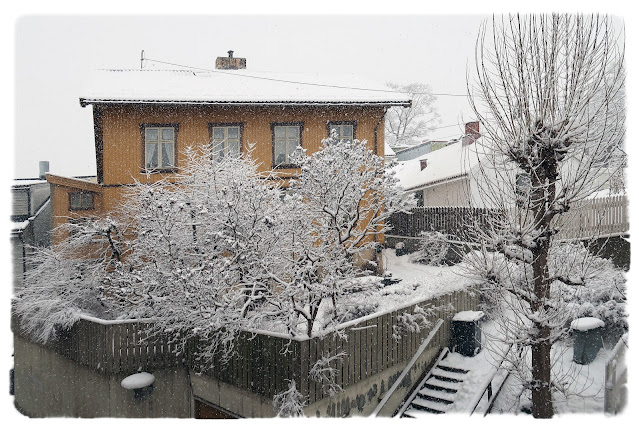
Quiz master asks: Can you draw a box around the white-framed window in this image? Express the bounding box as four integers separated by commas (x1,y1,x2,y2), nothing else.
210,124,242,162
144,125,177,170
328,121,356,141
69,191,94,211
272,123,303,167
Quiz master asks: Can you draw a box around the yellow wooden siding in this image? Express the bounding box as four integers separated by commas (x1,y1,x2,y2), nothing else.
100,104,386,185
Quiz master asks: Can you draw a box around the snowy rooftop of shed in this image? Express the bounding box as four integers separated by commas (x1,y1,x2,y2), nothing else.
80,69,412,106
393,141,482,191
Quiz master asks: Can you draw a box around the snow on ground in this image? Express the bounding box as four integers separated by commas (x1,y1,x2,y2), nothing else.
435,317,617,415
259,249,477,337
374,249,475,311
333,249,475,324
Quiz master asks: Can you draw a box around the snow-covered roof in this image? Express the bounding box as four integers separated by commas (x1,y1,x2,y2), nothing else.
12,179,48,187
384,141,396,157
393,141,482,191
452,310,485,322
80,69,412,106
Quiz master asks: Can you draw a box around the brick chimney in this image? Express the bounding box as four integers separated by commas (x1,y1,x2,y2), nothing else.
420,159,428,171
462,121,480,146
215,50,246,70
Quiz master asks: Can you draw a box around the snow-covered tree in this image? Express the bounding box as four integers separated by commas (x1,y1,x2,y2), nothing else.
282,134,415,336
385,82,440,146
464,14,625,418
15,136,413,354
114,148,294,360
13,216,132,342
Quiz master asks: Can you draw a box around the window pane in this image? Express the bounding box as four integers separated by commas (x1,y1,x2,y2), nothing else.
287,140,299,156
274,126,286,139
229,141,240,157
227,127,239,139
161,142,174,167
275,140,286,165
146,143,158,168
145,128,158,141
70,192,93,210
213,128,225,140
287,126,299,139
342,125,353,138
161,128,174,141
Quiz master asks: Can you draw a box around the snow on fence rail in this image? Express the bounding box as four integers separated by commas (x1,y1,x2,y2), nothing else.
12,289,478,405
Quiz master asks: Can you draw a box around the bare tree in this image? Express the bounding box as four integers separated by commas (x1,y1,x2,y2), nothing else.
385,82,440,146
464,14,625,418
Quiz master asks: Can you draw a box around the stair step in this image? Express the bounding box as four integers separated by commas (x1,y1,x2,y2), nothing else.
425,376,462,391
422,381,458,394
411,397,451,413
403,408,436,417
431,367,467,382
437,363,470,374
417,387,455,404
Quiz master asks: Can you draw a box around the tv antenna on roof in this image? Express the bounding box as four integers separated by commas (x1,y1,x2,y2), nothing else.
140,50,146,69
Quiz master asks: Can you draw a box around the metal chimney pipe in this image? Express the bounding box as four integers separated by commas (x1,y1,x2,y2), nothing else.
39,161,49,180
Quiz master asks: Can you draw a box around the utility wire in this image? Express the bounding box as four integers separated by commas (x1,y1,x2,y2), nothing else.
142,56,469,98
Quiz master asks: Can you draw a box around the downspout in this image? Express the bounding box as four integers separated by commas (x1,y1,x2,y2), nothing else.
373,107,388,274
373,107,388,157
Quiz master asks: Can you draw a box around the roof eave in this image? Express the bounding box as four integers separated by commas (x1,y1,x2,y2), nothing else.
79,98,411,108
404,173,470,192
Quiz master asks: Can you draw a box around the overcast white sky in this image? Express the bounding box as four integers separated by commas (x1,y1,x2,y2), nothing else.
13,14,493,179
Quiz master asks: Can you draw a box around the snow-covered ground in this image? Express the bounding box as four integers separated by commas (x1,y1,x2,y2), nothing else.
259,249,477,337
428,318,619,415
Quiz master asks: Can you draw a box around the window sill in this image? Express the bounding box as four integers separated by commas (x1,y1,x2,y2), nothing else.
272,164,300,170
140,168,178,174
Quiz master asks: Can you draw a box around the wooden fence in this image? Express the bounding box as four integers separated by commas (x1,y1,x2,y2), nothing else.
11,316,182,375
388,195,628,243
554,195,628,241
388,207,496,239
12,289,478,405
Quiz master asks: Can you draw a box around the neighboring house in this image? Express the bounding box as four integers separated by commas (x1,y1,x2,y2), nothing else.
46,52,411,254
11,163,52,291
394,122,482,207
384,140,397,162
391,137,459,163
393,141,433,161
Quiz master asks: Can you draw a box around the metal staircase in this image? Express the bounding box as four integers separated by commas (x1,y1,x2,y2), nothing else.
400,349,469,417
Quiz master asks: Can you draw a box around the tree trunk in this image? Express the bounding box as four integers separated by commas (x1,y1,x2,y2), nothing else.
529,166,555,419
531,325,553,418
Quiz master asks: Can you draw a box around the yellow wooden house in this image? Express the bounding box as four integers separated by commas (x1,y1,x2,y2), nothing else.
47,52,411,245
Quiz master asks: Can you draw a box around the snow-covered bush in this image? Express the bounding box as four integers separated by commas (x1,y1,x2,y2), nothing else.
550,242,627,329
466,242,626,332
334,300,380,323
410,231,451,266
273,380,305,417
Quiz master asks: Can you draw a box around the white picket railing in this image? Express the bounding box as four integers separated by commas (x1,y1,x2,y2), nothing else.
555,195,628,241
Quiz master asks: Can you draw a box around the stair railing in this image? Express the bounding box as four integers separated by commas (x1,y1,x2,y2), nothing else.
468,342,513,416
372,318,444,417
